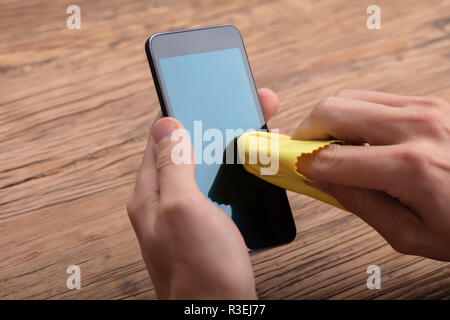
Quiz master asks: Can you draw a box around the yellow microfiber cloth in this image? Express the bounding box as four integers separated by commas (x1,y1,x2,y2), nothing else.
237,131,345,210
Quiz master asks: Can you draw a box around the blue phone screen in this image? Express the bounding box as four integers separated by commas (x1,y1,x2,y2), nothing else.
160,48,263,201
158,47,294,249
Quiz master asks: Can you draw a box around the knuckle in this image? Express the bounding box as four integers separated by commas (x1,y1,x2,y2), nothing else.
127,192,158,224
160,197,191,217
159,192,204,225
416,96,448,107
314,97,340,116
388,146,426,204
313,143,342,172
335,89,352,98
156,147,176,173
409,108,445,136
320,96,339,109
310,97,346,125
421,108,444,129
396,146,428,175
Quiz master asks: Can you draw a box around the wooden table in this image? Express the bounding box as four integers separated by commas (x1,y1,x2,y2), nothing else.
1,0,449,299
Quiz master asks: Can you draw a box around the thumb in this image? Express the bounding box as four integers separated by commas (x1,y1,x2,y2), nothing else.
152,117,197,200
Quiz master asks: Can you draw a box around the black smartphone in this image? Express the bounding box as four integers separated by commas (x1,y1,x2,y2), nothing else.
145,25,296,250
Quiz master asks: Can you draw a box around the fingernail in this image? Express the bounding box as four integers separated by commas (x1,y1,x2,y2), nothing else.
152,118,177,144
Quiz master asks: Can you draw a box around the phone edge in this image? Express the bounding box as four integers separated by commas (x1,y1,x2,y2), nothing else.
145,38,169,117
144,26,297,250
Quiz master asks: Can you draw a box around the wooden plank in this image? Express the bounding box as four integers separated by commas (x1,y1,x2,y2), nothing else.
0,0,449,299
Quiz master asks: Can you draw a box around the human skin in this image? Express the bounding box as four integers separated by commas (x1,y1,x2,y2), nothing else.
295,90,450,261
127,88,279,299
127,88,450,299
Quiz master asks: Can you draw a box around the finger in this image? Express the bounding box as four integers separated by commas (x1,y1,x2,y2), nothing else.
296,143,424,205
152,117,198,204
292,97,410,144
336,89,417,107
258,88,279,121
307,181,447,259
337,90,450,113
270,128,287,135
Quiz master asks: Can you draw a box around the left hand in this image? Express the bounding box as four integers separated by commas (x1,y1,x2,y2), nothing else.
127,88,280,299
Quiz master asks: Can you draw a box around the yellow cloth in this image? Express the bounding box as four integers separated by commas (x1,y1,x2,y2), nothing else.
237,131,345,210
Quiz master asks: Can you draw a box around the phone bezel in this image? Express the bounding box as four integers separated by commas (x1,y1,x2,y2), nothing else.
146,25,266,128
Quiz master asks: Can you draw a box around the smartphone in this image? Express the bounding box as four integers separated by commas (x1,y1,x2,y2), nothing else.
145,25,296,250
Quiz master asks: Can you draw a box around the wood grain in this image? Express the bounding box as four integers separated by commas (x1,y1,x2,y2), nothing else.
1,0,449,299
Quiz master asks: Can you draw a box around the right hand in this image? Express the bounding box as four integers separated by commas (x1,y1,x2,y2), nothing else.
294,90,450,261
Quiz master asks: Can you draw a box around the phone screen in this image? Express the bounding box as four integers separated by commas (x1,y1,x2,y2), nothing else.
150,27,296,249
159,48,263,195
